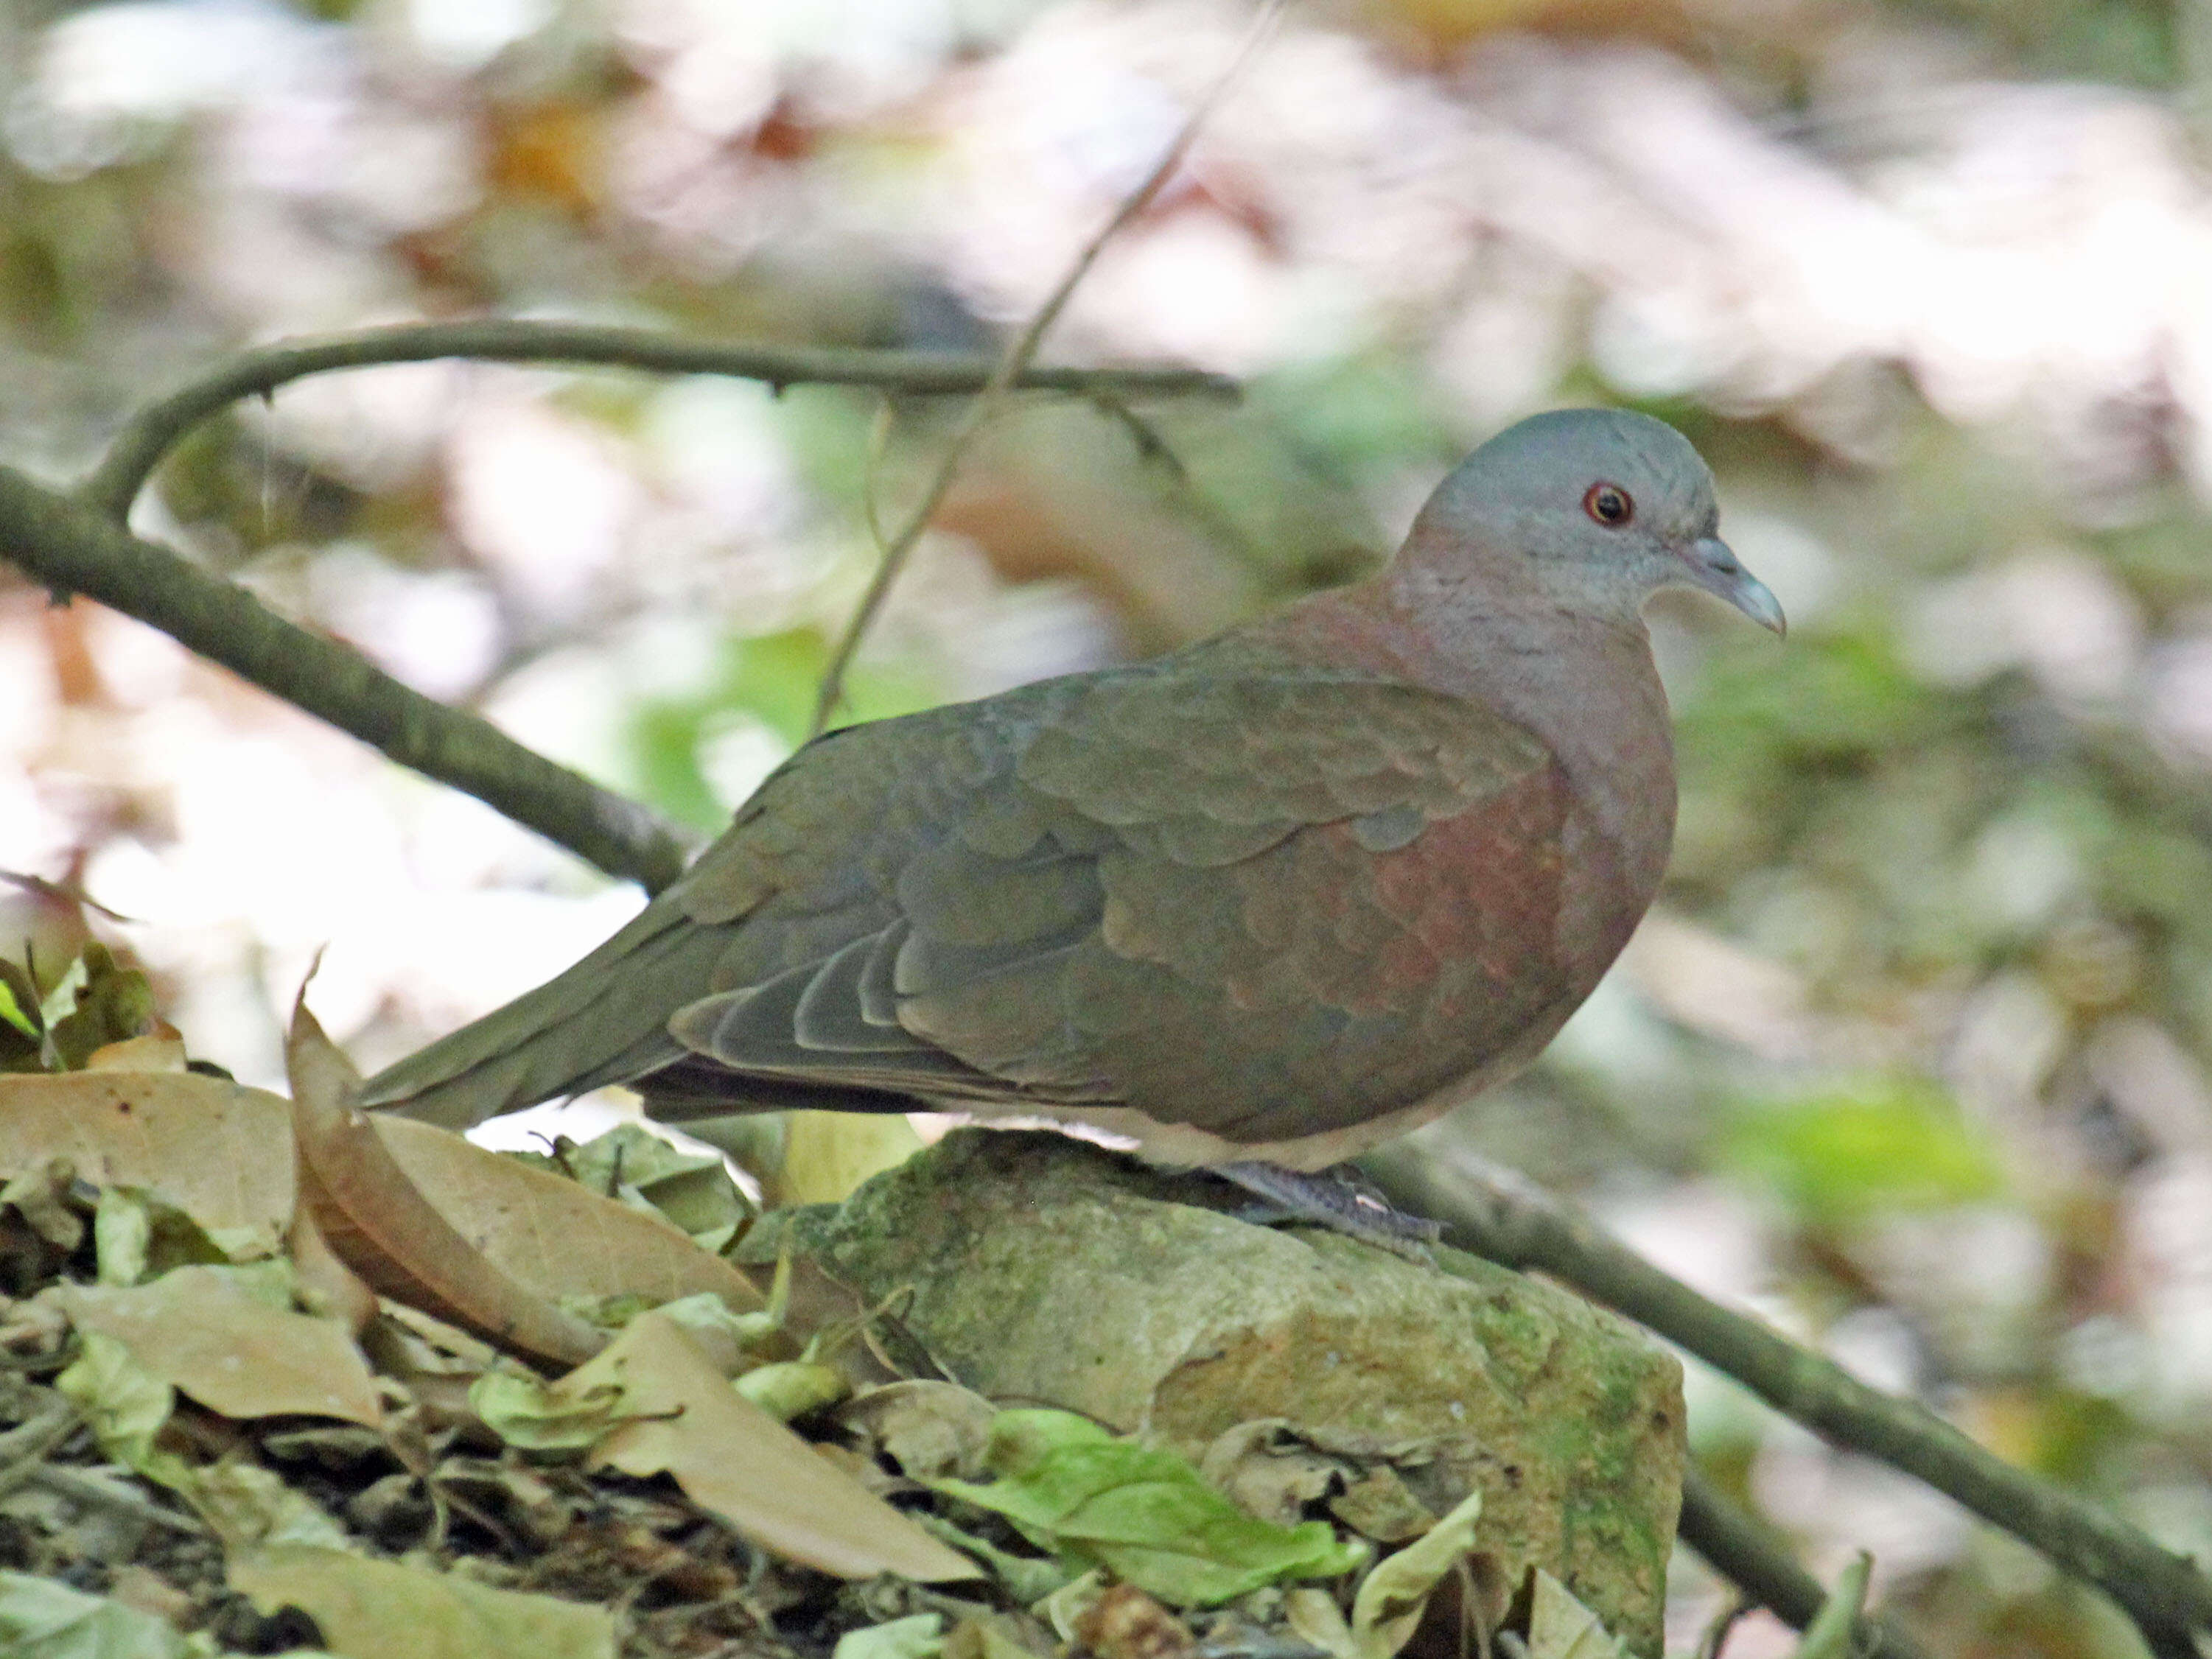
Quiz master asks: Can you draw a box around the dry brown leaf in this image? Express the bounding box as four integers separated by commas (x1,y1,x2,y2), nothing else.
57,1266,383,1427
566,1306,978,1582
287,1197,379,1336
83,1034,189,1073
372,1117,765,1316
1198,1420,1348,1529
1329,1467,1435,1545
837,1381,998,1481
1525,1569,1626,1659
286,1000,606,1369
0,1070,293,1243
231,1544,615,1659
1074,1585,1197,1659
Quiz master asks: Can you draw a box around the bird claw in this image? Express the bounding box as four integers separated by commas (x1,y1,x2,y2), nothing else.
1209,1160,1443,1262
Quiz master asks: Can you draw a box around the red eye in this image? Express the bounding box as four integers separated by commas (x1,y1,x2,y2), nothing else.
1583,483,1634,527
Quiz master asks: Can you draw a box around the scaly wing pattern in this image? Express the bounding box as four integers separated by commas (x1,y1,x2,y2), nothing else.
363,653,1572,1140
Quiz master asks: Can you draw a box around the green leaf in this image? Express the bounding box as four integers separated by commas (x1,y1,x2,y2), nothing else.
29,946,155,1072
525,1123,752,1254
471,1369,637,1453
1348,1488,1485,1659
55,1330,178,1476
0,975,38,1041
0,1569,198,1659
94,1187,262,1287
1723,1078,2005,1225
830,1614,944,1659
732,1359,850,1423
55,1333,347,1551
925,1409,1367,1607
231,1544,613,1659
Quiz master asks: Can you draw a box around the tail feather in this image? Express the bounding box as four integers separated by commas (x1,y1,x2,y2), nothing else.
357,903,734,1129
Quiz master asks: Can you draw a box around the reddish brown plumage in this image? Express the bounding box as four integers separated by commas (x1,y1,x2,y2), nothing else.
359,410,1780,1168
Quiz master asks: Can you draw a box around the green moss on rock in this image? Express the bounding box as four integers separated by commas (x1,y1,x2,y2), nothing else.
751,1129,1682,1655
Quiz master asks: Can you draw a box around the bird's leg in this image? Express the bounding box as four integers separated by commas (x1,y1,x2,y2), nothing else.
1209,1160,1443,1260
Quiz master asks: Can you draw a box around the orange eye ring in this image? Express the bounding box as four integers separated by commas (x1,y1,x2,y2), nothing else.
1583,482,1634,527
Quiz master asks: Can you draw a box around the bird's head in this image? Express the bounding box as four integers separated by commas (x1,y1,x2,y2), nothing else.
1404,407,1785,636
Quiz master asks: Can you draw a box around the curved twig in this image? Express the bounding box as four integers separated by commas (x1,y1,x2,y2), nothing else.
83,321,1239,522
0,464,691,891
806,0,1284,735
1359,1140,2212,1658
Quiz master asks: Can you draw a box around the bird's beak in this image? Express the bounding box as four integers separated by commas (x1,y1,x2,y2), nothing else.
1681,536,1785,636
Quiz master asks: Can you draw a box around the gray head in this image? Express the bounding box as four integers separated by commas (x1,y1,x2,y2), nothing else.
1404,408,1784,634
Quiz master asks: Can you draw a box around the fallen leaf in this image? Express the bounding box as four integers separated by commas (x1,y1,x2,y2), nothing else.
942,1614,1055,1659
562,1307,977,1582
231,1544,615,1659
915,1516,1074,1604
734,1358,850,1422
378,1117,763,1315
472,1367,637,1452
102,1566,194,1627
92,1185,267,1287
287,1198,379,1335
839,1380,998,1481
0,1568,199,1659
40,946,157,1073
1284,1587,1359,1659
692,1110,924,1209
55,1329,350,1551
1328,1467,1434,1545
286,1000,606,1369
83,1035,187,1073
1197,1420,1346,1528
926,1409,1368,1607
832,1613,945,1659
53,1330,175,1475
1037,1569,1107,1644
186,1459,352,1551
0,1070,293,1244
529,1122,752,1253
1073,1584,1196,1659
774,1112,925,1207
57,1266,382,1426
2,1158,84,1252
1348,1488,1485,1659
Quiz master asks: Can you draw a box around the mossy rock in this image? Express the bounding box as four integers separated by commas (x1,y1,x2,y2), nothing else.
753,1129,1682,1655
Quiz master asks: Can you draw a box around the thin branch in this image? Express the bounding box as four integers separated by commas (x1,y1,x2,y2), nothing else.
0,464,691,892
1677,1468,1930,1659
1358,1140,2212,1658
83,322,1239,522
807,0,1284,736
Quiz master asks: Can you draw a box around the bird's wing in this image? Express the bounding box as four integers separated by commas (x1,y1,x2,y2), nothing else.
661,661,1574,1143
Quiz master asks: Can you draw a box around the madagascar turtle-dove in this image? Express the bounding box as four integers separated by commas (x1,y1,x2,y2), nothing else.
359,408,1782,1171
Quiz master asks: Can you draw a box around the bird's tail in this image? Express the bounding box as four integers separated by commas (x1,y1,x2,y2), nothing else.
354,900,733,1129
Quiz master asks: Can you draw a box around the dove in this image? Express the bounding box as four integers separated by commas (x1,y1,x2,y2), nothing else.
359,408,1782,1189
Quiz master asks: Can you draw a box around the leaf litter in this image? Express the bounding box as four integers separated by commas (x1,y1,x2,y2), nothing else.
0,945,1638,1659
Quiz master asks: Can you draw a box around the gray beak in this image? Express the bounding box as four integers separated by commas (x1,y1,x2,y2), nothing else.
1683,536,1785,636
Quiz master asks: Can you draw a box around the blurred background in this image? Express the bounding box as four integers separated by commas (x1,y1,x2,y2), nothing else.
2,0,2211,1651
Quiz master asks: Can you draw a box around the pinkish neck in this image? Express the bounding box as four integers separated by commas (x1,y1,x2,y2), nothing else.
1266,575,1679,888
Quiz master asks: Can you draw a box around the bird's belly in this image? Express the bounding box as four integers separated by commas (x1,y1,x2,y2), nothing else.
923,994,1574,1173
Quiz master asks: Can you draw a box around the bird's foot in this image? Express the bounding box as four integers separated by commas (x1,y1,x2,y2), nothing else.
1210,1160,1442,1261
